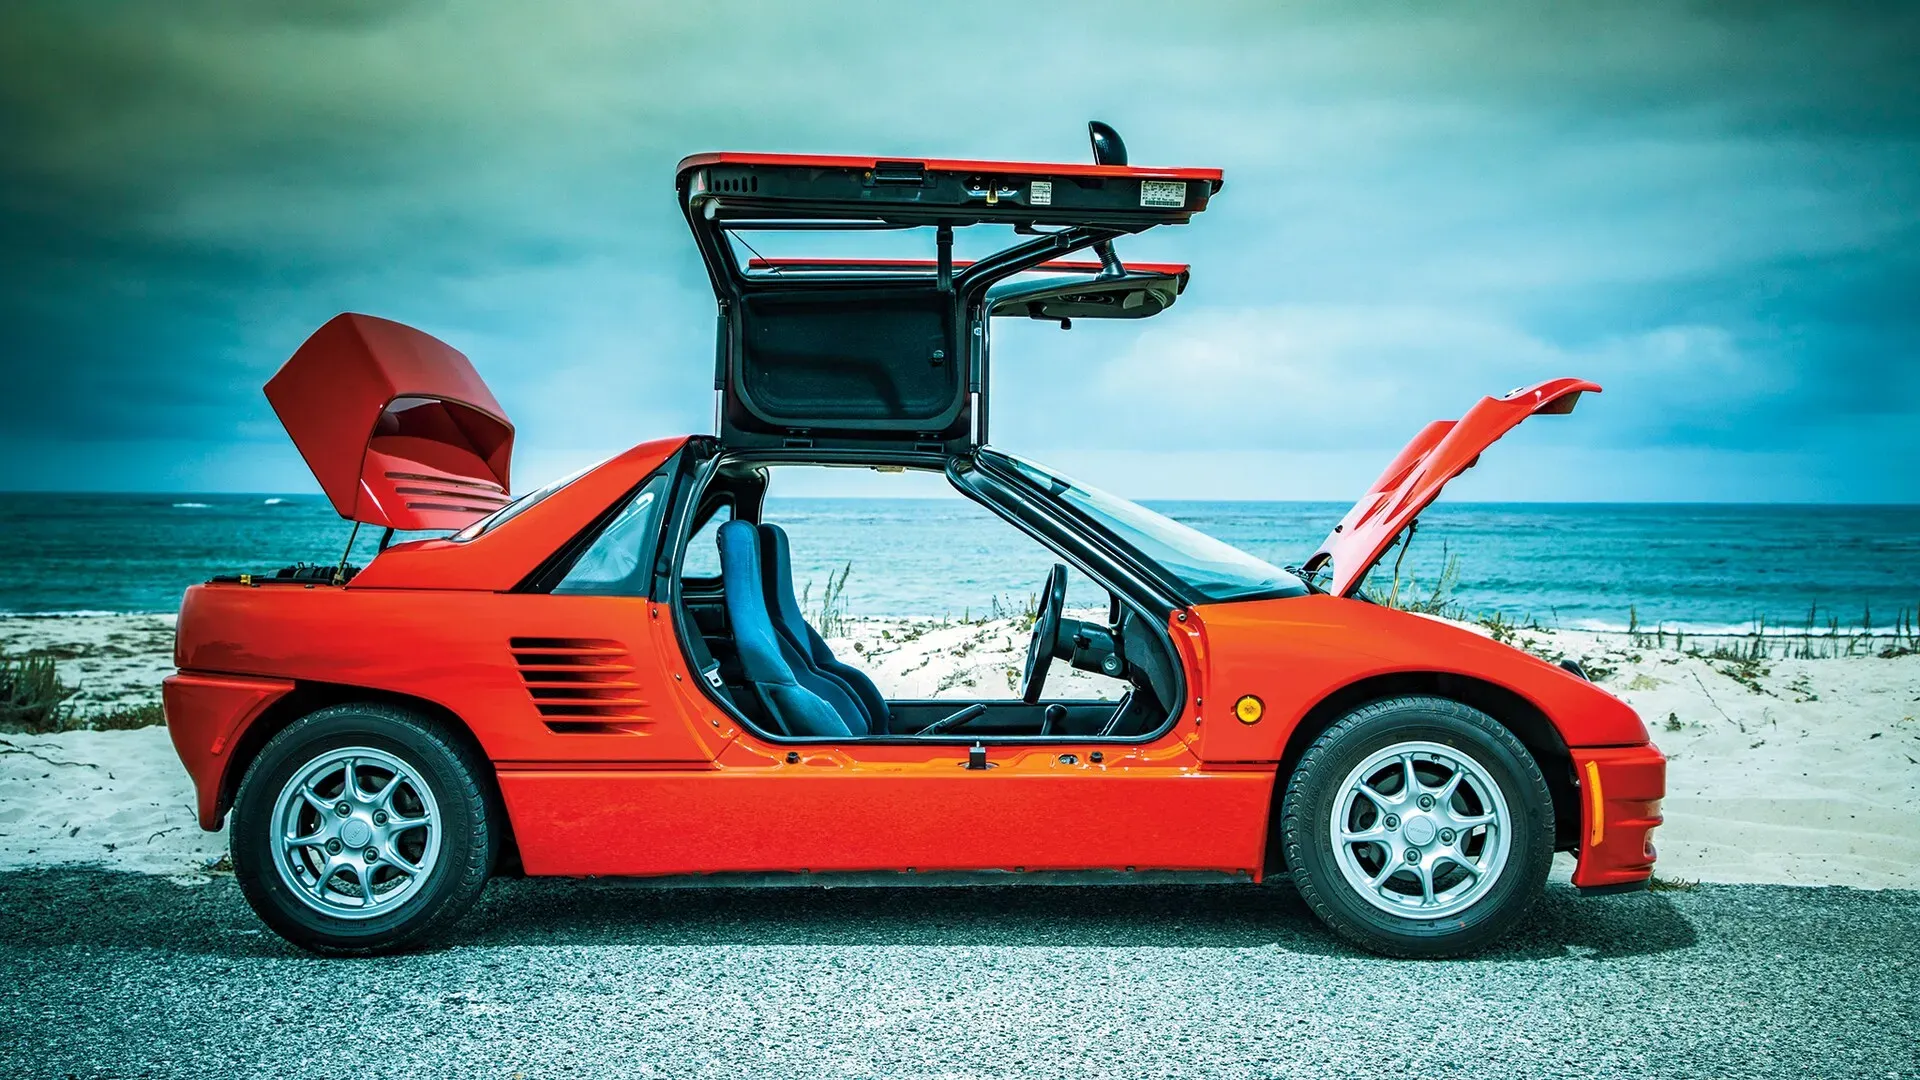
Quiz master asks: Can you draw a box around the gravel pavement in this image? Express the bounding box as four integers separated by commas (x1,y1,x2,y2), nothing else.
1,871,1915,1078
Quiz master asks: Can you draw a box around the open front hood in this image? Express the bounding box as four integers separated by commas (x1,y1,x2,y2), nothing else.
1304,377,1600,598
265,314,514,531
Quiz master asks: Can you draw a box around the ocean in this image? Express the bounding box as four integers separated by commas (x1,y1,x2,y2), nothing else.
2,493,1916,633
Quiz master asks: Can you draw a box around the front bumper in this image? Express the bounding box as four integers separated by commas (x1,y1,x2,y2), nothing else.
1570,743,1666,891
163,672,295,830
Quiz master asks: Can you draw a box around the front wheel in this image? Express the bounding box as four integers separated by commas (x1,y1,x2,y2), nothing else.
230,703,497,955
1279,696,1553,958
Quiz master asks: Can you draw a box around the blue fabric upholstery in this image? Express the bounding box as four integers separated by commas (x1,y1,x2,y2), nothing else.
716,520,853,738
759,523,892,734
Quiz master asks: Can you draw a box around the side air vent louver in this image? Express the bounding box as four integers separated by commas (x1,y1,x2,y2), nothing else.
510,637,650,732
387,470,511,517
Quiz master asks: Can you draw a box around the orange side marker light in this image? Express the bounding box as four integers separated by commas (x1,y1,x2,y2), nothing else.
1584,760,1605,847
1234,696,1263,724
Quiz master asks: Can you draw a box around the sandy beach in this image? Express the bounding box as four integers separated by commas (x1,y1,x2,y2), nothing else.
2,611,1915,888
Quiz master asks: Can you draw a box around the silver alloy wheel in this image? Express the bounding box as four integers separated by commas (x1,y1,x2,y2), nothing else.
270,746,441,920
1328,740,1512,921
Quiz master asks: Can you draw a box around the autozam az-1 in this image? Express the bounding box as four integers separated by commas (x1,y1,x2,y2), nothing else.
165,124,1664,957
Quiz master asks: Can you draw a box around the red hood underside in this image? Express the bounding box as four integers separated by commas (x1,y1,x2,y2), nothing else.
1307,377,1601,598
265,313,515,532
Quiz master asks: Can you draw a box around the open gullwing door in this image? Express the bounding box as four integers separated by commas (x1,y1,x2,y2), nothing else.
265,313,515,531
1303,377,1600,599
677,123,1222,455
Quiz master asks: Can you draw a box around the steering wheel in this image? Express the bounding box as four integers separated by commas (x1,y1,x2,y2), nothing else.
1021,563,1069,704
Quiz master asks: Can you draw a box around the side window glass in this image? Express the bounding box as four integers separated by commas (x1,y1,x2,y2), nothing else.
679,501,732,579
553,475,669,595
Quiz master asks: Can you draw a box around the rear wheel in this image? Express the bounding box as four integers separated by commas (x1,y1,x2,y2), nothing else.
230,703,496,955
1280,696,1553,958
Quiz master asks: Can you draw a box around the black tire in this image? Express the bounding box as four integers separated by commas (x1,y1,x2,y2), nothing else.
1279,695,1553,958
230,702,497,955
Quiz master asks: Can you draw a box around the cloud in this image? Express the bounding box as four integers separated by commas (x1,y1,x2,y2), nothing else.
0,0,1915,498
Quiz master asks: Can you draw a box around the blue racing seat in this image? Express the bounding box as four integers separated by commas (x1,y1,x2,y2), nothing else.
716,520,863,737
759,523,891,734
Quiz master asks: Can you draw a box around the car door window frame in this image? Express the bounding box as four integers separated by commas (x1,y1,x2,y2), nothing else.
659,448,1188,747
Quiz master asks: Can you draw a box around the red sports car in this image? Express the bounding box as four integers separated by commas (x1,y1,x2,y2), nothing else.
164,125,1664,957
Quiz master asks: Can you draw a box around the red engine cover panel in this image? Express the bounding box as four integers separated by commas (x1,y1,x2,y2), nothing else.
265,313,515,531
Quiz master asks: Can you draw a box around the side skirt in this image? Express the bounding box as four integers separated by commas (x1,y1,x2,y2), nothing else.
566,869,1258,889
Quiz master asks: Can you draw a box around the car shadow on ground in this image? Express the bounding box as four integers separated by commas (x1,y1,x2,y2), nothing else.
0,869,1696,962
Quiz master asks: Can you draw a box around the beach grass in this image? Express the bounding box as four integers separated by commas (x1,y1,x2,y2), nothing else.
801,561,855,638
0,651,77,733
0,646,167,733
1624,603,1920,661
89,700,166,730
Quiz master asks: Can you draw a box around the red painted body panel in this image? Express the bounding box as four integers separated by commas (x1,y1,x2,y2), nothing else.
1309,378,1601,597
175,588,727,767
1570,745,1667,889
742,257,1191,277
1187,595,1651,764
168,523,1658,887
350,437,687,592
265,314,515,531
162,671,295,829
499,753,1272,878
677,152,1223,186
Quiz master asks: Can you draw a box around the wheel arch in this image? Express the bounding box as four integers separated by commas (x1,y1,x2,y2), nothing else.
1262,670,1580,878
218,681,521,873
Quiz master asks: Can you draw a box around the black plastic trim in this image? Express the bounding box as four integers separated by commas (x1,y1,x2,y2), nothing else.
1575,879,1652,897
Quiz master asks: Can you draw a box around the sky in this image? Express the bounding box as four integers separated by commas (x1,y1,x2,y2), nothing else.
1,0,1915,502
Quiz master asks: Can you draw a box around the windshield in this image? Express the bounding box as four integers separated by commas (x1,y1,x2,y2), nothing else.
986,451,1306,603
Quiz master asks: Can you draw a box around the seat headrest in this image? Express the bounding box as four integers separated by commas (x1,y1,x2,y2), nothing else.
717,519,793,686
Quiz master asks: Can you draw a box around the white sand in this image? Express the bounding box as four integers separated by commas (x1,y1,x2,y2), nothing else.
3,613,1915,888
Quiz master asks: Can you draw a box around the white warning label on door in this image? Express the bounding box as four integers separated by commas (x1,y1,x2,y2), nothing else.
1139,180,1187,208
1030,180,1053,206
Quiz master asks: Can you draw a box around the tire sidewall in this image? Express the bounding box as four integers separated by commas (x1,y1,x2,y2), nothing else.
231,704,491,953
1283,698,1554,956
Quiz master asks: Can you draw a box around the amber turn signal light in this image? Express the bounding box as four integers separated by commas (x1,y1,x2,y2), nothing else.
1234,695,1263,724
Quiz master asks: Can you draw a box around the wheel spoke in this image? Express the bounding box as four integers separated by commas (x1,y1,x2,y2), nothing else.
1453,812,1497,828
1417,861,1436,904
1436,769,1465,806
341,757,359,800
386,851,423,877
356,866,376,905
1357,782,1396,809
1369,858,1400,888
373,772,404,809
299,786,333,814
385,814,430,835
1400,754,1421,797
317,865,348,900
1438,849,1481,876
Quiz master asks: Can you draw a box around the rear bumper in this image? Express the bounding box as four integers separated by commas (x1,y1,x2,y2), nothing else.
1569,743,1666,891
163,672,295,831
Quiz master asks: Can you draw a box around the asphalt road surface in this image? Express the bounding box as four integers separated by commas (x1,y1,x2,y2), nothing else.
1,871,1915,1079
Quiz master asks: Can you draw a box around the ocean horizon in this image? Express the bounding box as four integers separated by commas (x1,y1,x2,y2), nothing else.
3,492,1916,634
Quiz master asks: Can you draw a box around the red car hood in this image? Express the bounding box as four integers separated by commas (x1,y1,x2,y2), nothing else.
1304,377,1600,598
265,313,515,532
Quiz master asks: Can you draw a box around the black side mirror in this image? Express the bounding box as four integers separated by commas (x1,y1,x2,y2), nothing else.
1086,121,1129,277
1088,121,1129,166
